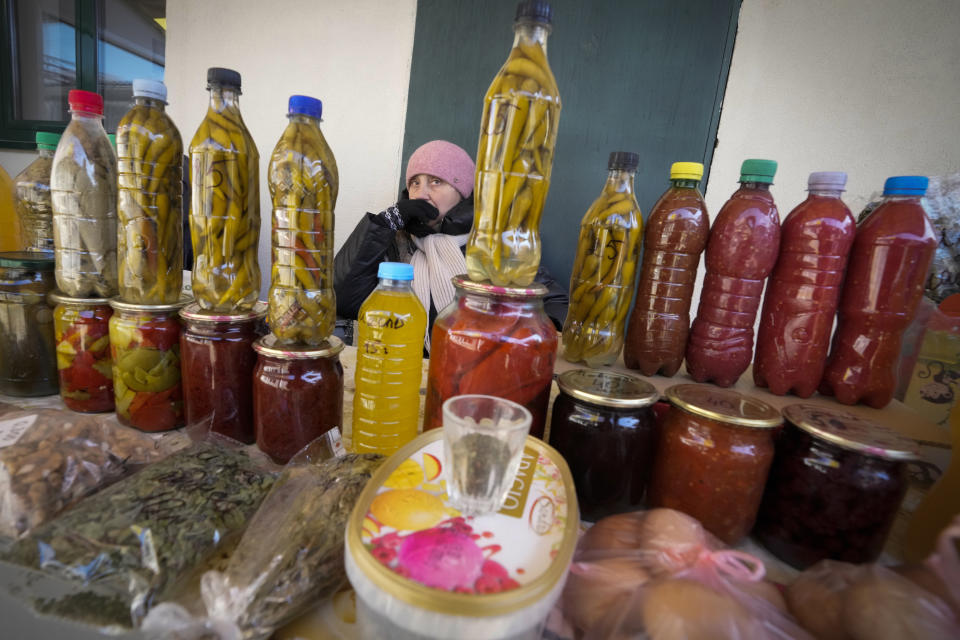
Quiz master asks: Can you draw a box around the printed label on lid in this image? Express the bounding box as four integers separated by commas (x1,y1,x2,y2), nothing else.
361,437,569,595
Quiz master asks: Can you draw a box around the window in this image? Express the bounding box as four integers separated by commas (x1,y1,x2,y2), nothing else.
0,0,165,148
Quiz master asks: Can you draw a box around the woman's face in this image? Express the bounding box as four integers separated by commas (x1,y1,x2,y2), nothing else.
408,173,462,222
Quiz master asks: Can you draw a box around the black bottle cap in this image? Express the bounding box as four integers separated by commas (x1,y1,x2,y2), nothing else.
608,151,639,172
515,0,552,24
207,67,242,90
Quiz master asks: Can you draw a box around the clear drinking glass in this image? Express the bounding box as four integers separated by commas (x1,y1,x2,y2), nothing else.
442,394,532,515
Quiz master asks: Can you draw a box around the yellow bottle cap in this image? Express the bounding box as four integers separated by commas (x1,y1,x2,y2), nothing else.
670,162,704,181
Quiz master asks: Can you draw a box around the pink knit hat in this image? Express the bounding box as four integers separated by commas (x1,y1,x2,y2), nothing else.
405,140,476,198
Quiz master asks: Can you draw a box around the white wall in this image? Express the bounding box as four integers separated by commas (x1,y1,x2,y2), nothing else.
707,0,960,216
0,150,34,179
164,0,417,295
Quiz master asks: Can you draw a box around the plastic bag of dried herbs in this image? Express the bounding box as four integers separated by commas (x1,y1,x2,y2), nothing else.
141,451,382,639
3,442,274,625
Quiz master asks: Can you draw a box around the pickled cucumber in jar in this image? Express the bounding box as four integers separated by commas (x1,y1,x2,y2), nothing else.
466,0,561,286
561,152,643,367
267,95,336,344
14,132,60,252
188,67,260,312
51,90,118,298
116,79,184,304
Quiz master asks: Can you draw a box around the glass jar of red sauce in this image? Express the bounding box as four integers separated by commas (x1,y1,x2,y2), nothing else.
180,302,265,443
549,369,658,521
423,276,557,438
754,404,918,568
252,334,344,464
51,291,113,412
109,298,187,431
647,384,781,544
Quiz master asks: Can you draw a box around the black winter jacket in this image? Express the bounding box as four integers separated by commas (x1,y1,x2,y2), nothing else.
333,193,569,333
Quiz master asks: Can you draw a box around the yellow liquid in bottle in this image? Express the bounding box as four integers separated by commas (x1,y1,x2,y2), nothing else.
353,285,427,455
0,165,22,251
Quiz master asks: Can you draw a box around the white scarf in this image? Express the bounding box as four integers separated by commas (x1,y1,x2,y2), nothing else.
409,232,469,352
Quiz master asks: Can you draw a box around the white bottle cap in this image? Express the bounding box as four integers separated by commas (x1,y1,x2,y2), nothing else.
808,171,847,191
132,79,167,102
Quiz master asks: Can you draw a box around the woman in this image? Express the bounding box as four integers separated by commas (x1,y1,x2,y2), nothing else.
334,140,567,347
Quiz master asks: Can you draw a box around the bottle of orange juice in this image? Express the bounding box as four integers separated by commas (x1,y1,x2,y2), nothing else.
353,262,427,455
0,164,21,251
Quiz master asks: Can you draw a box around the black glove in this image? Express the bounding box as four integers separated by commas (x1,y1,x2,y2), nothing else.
378,199,439,234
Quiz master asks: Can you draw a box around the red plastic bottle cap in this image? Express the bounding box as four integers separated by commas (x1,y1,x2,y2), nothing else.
68,89,104,115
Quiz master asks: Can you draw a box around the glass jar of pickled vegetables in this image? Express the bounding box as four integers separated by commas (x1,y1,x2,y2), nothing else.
14,131,60,252
647,384,781,544
252,334,344,464
424,275,557,438
180,302,265,444
548,369,658,521
267,95,336,344
561,152,643,366
465,0,561,286
0,251,58,396
754,404,919,568
109,298,187,431
116,79,183,304
51,90,118,298
188,67,260,312
50,291,113,412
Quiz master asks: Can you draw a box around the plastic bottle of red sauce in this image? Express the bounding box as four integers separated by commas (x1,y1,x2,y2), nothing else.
753,172,856,397
685,159,780,387
624,161,709,376
819,176,937,408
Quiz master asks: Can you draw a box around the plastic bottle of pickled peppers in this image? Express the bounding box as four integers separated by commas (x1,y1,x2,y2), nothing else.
561,151,643,366
624,162,709,376
465,0,561,287
819,176,937,408
753,172,855,397
685,159,780,387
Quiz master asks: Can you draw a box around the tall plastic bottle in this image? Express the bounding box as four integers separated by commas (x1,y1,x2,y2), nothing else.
819,176,937,408
352,262,427,455
753,172,856,397
51,90,118,298
561,152,643,366
624,162,709,376
188,67,260,312
268,95,336,345
685,159,780,387
466,0,561,286
14,132,60,252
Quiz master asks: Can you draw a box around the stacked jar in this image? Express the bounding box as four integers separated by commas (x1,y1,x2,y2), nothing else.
255,93,343,463
107,78,186,429
0,252,58,396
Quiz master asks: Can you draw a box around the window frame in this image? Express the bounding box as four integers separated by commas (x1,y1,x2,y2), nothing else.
0,0,98,149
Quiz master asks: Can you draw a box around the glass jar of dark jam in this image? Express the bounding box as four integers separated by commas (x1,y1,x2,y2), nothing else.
253,334,344,464
754,404,919,568
181,302,265,443
549,369,658,521
51,291,113,412
647,384,781,544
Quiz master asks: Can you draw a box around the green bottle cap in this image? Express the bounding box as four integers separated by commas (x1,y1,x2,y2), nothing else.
739,159,777,184
35,131,61,150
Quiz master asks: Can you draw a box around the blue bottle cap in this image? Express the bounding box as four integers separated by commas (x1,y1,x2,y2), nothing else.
378,262,414,280
883,176,928,196
288,95,322,119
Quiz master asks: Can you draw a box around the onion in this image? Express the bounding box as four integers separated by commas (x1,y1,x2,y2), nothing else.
562,555,649,635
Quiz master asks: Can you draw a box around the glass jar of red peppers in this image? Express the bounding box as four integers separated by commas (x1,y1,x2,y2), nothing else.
423,276,558,438
252,334,344,464
108,298,187,432
754,404,919,568
50,292,113,412
180,302,265,443
647,384,781,544
549,370,658,521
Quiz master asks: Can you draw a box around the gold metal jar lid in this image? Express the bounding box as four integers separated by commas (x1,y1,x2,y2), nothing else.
180,301,267,323
452,274,548,299
665,384,781,428
48,290,112,306
782,404,919,461
109,296,192,313
253,333,344,360
557,369,658,409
